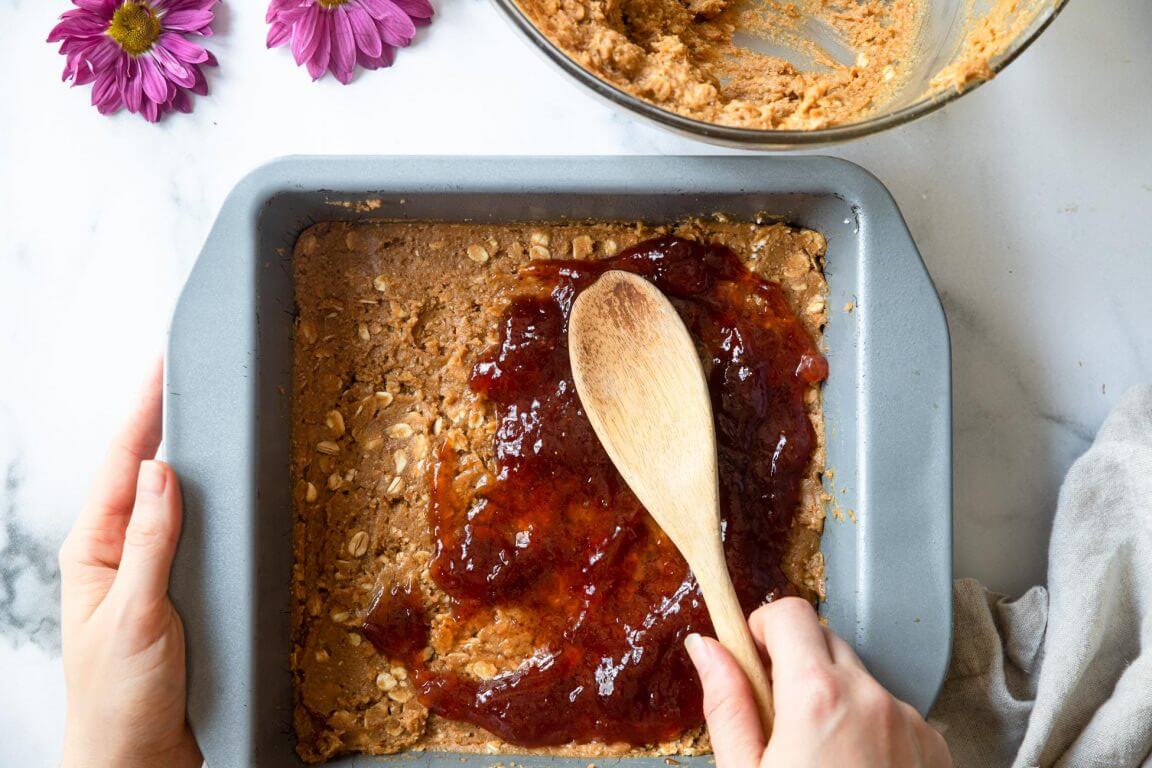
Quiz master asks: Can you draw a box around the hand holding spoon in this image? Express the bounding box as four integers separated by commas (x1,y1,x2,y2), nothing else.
568,269,775,737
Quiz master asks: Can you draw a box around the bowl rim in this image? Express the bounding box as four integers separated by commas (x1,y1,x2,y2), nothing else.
490,0,1071,145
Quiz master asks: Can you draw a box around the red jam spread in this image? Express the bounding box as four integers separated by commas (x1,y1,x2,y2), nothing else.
363,235,827,747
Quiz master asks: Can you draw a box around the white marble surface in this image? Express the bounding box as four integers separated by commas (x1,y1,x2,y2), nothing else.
1,0,1150,763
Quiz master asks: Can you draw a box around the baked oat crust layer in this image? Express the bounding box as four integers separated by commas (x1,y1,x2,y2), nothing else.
291,218,828,763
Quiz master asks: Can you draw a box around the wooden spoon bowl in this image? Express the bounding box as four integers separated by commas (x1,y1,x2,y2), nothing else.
568,269,774,736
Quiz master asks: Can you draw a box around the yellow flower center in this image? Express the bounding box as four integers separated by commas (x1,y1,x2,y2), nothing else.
107,1,162,56
317,0,349,6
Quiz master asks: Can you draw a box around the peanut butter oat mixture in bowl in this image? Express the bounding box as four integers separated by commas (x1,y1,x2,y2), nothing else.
493,0,1069,147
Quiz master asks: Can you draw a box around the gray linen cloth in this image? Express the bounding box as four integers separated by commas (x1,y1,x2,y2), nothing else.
928,385,1152,768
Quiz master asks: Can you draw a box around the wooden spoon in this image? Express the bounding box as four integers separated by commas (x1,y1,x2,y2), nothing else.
568,269,775,736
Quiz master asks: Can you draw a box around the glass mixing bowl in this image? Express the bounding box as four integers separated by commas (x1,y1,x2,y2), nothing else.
490,0,1070,148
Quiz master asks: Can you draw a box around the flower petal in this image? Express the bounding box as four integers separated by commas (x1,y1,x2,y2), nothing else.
356,43,395,71
346,4,382,59
370,1,416,48
151,41,195,86
385,0,433,22
47,15,107,43
173,89,193,113
190,63,209,95
72,57,99,85
267,0,309,23
291,5,324,65
75,0,117,13
140,55,169,103
90,70,121,111
158,32,209,64
161,9,215,32
305,13,332,80
156,0,217,16
330,8,355,82
142,98,160,122
267,20,292,48
124,64,144,112
355,0,390,20
88,39,123,68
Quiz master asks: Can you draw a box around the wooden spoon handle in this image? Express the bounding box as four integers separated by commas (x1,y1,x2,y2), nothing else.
694,547,775,737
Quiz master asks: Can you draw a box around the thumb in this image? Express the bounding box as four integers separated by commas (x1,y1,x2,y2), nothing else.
685,633,766,767
109,460,184,610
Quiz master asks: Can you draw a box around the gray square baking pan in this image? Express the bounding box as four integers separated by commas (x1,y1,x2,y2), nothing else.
166,155,952,767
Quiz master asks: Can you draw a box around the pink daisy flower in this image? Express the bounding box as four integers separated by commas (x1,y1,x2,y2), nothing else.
48,0,218,122
266,0,433,85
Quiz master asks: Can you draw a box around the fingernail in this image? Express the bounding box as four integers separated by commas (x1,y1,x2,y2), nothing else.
138,460,167,498
684,633,708,666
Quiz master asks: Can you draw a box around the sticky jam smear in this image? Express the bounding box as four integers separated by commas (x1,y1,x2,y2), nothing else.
363,235,828,747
